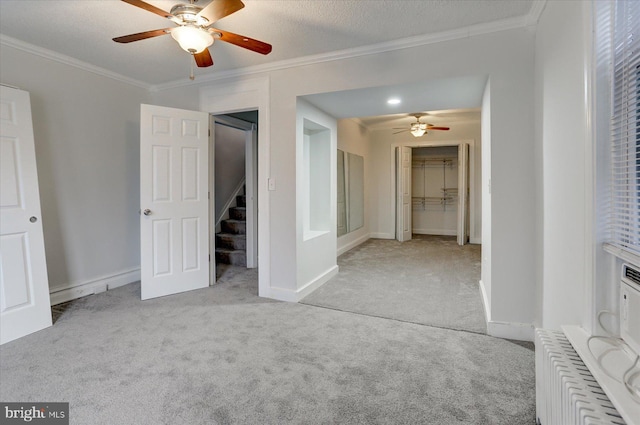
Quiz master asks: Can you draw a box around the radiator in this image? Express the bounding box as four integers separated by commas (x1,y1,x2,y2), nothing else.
535,329,627,425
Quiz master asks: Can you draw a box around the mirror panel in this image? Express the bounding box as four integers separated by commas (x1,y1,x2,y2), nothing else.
337,149,364,236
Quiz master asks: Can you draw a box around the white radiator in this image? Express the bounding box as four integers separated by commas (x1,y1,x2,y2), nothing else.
536,329,627,425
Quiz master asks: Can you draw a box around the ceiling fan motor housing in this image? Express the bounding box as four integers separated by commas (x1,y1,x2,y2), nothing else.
170,4,209,26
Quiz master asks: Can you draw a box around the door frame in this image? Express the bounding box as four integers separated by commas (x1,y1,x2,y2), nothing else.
390,139,475,243
200,77,270,297
210,114,258,271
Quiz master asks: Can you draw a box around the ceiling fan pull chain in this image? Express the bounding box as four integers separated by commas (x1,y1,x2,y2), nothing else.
189,56,195,80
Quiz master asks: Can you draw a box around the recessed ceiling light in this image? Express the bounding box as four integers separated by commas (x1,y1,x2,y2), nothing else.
387,98,401,105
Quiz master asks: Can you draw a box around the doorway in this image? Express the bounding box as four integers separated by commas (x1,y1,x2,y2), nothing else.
210,113,258,282
394,141,470,245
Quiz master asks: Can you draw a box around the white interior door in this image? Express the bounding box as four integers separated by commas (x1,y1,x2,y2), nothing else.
396,146,412,242
0,85,52,345
140,104,209,300
457,143,469,245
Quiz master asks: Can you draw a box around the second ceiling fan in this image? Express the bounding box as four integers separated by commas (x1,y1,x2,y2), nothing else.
394,114,450,137
113,0,272,68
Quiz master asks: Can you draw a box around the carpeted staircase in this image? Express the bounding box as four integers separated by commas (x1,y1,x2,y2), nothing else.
215,190,247,266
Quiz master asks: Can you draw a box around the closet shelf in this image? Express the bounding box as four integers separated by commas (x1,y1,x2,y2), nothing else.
412,157,456,168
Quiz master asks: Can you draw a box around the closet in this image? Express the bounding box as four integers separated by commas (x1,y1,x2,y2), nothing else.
411,146,459,236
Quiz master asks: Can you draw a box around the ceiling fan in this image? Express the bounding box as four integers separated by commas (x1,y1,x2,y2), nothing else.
113,0,272,69
393,114,450,137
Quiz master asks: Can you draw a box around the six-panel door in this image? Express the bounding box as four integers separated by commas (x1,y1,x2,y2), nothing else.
140,104,209,300
0,86,52,344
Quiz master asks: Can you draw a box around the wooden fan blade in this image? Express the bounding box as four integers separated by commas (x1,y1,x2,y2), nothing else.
194,49,214,67
198,0,244,24
113,28,171,43
121,0,174,20
426,126,450,131
211,28,272,54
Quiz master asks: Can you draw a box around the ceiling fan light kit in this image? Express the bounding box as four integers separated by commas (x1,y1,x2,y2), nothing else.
171,25,214,53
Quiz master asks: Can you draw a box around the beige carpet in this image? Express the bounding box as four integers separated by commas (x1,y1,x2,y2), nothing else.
302,235,486,334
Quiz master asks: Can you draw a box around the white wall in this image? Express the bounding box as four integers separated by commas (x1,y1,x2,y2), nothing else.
0,45,150,301
337,119,371,254
188,28,536,335
2,21,540,336
534,0,588,329
296,100,338,297
369,121,481,242
214,124,245,223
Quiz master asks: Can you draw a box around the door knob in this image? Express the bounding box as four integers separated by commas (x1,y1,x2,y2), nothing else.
143,209,151,216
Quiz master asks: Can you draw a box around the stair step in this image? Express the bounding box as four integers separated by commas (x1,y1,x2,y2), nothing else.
215,248,246,266
216,233,246,250
229,206,246,221
221,219,246,234
236,195,246,208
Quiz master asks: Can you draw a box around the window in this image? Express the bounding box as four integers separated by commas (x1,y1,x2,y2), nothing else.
610,1,640,258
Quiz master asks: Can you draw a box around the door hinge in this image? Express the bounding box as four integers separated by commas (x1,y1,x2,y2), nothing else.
208,191,210,199
208,129,211,137
209,254,211,262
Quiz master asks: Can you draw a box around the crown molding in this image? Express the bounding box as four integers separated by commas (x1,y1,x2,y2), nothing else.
151,12,537,92
0,34,152,91
1,0,546,94
525,0,547,26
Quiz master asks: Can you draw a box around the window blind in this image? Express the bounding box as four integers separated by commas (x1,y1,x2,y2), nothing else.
610,0,640,257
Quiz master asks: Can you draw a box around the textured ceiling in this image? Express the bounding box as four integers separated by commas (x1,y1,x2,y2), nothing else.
0,0,537,86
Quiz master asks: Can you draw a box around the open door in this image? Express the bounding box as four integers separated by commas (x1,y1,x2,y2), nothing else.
396,146,412,242
1,86,52,344
457,143,469,245
140,104,210,300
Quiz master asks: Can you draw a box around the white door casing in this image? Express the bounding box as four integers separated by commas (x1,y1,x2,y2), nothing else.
0,85,52,345
211,114,258,269
396,146,412,242
457,143,469,245
140,104,209,300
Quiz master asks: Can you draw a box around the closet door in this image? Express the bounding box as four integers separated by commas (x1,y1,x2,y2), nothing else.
396,146,412,242
457,143,469,245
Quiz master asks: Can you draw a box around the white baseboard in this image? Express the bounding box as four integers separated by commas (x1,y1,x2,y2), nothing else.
369,232,394,239
487,320,534,341
337,234,370,256
49,267,140,305
413,229,457,236
470,237,481,244
264,265,339,303
479,280,533,341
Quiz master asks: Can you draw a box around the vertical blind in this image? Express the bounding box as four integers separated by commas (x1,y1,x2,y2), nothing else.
610,0,640,257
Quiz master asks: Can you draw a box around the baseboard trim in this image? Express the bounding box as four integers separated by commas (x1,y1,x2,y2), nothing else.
486,320,534,341
413,229,457,236
369,232,394,239
49,267,140,305
264,265,339,303
470,237,481,244
337,234,370,256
